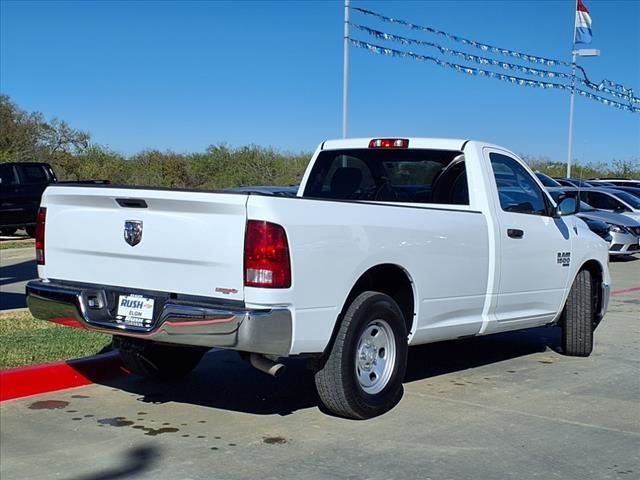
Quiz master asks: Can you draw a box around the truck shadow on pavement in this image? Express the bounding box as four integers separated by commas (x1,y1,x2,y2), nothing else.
0,258,37,309
104,349,320,416
0,258,36,287
405,325,560,383
101,325,561,417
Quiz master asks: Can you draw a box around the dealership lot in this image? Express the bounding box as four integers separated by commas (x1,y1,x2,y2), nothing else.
0,247,35,310
1,258,638,480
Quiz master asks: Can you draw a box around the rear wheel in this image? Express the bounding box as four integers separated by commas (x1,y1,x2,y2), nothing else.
561,270,594,357
314,291,408,419
114,337,207,380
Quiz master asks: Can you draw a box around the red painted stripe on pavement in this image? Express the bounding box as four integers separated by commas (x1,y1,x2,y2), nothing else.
0,351,126,402
611,286,640,295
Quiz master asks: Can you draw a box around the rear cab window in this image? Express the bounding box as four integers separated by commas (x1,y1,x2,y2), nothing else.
18,164,49,183
0,164,19,185
302,149,469,206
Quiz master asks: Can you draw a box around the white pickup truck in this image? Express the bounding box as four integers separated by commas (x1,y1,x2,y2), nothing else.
27,138,610,419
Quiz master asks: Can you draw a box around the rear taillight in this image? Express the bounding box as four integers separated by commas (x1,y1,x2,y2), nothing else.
368,138,409,148
244,220,291,288
35,207,46,265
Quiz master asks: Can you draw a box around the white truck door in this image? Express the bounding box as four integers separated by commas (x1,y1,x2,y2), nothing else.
485,150,573,324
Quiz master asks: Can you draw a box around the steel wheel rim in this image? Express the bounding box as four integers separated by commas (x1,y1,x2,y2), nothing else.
355,319,396,394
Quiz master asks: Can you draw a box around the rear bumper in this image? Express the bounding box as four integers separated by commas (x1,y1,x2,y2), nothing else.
26,280,292,356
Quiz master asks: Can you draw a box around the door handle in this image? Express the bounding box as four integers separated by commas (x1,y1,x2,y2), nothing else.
507,228,524,239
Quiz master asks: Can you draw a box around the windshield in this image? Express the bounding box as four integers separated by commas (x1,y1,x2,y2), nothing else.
609,190,640,209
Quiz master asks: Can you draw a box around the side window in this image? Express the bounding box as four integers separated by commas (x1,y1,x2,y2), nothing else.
19,164,48,183
0,164,18,185
490,153,548,215
585,192,619,210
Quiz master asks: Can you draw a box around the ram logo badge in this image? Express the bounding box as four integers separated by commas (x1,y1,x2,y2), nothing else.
557,252,571,267
124,220,143,247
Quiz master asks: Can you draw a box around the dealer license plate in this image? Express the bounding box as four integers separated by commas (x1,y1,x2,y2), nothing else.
116,294,155,328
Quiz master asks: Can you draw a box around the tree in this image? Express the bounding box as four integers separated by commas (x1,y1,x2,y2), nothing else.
40,118,90,155
0,94,45,160
0,94,90,161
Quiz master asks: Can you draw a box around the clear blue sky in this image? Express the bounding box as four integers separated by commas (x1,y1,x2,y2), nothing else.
1,0,639,164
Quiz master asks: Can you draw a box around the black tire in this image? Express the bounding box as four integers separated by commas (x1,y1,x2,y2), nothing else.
561,270,594,357
115,337,207,380
0,228,17,236
314,291,408,419
25,226,36,237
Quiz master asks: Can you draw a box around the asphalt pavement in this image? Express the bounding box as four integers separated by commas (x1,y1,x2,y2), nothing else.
0,248,36,310
0,256,638,480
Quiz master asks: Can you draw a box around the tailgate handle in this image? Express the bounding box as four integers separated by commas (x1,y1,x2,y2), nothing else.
116,198,147,208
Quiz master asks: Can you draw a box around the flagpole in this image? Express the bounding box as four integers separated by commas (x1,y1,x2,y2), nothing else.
342,0,350,139
566,0,578,178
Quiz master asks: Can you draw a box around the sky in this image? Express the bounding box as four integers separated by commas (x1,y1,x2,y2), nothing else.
1,0,639,164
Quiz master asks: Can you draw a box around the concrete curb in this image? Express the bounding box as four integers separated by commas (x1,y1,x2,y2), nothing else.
0,351,126,402
0,308,29,315
0,246,36,257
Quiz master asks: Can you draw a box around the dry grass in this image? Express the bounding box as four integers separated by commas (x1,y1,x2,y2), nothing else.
0,310,112,369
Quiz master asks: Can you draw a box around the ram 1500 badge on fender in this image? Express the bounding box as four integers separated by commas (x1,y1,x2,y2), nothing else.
26,138,610,419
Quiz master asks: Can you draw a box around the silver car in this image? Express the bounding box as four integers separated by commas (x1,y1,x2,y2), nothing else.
549,188,640,256
579,202,640,256
578,188,640,222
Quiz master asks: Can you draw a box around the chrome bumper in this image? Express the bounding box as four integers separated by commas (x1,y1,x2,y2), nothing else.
26,280,292,356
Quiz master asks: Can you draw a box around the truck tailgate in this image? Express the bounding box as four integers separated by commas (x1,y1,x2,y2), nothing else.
40,186,248,301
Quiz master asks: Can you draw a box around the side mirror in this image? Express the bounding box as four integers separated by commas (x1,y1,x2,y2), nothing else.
555,194,580,217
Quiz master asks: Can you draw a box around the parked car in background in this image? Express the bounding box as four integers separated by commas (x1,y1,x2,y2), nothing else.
549,188,640,256
608,186,640,199
554,178,598,188
0,162,109,236
535,172,562,187
575,216,612,243
589,178,640,188
578,188,640,222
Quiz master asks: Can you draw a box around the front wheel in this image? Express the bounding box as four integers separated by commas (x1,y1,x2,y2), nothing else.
561,270,594,357
114,337,207,380
314,291,408,419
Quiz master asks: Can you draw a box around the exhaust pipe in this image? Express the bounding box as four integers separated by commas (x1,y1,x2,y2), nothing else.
249,353,286,378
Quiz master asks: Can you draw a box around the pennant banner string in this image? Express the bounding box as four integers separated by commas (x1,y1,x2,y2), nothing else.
351,23,638,104
349,39,639,114
353,6,637,102
352,6,571,67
